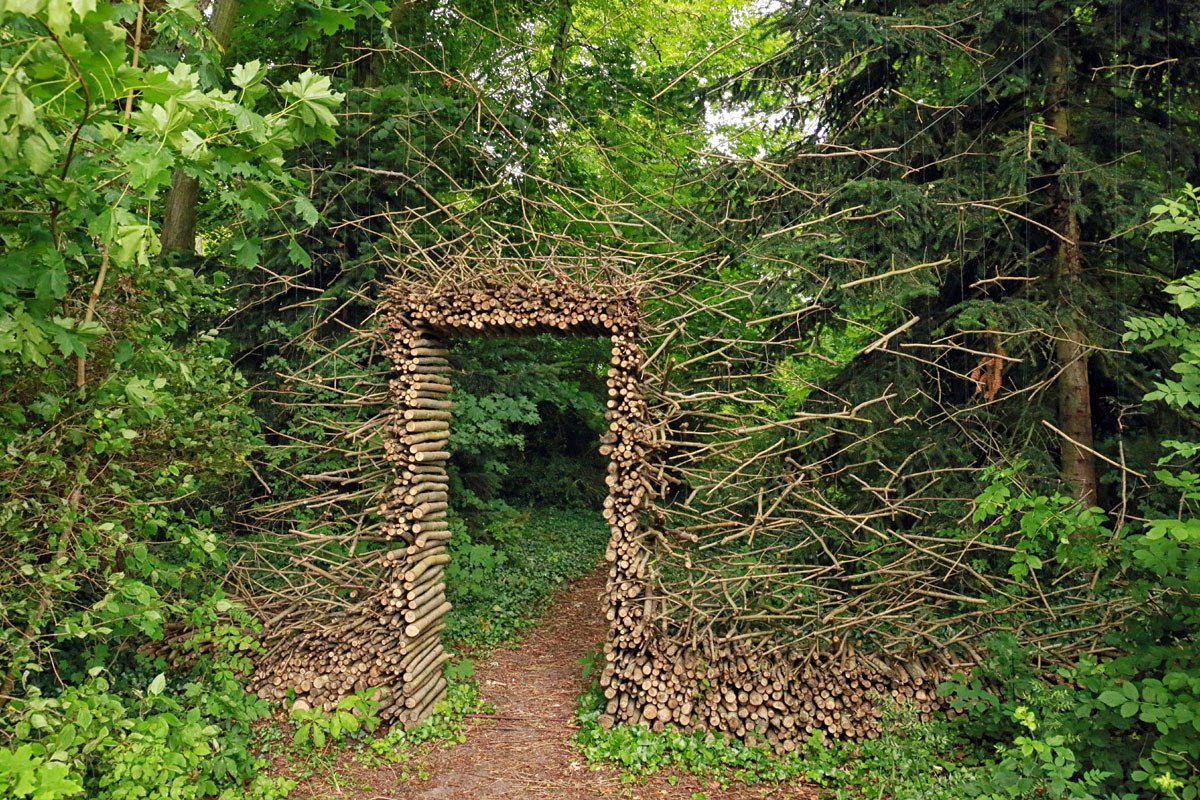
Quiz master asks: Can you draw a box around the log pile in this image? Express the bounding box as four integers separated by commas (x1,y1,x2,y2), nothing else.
599,640,945,747
373,320,454,723
253,276,949,747
247,572,407,716
249,321,455,723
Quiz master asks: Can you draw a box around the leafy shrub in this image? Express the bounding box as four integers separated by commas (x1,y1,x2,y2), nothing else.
2,654,282,800
0,2,340,798
290,689,380,751
0,744,82,800
920,193,1200,800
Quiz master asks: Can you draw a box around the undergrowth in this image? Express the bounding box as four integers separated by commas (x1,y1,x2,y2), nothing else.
574,681,974,798
574,684,808,788
444,507,610,648
268,677,492,795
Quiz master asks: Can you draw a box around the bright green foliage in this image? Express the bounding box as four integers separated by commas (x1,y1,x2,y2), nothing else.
932,462,1200,797
0,744,82,800
3,0,1199,797
0,2,341,798
0,1,341,367
444,509,610,648
1127,188,1200,416
265,678,489,791
923,194,1200,799
576,685,961,794
772,304,892,409
970,463,1109,582
290,689,379,751
2,660,284,800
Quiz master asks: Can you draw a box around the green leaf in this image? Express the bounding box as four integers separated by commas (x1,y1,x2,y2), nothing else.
231,238,262,268
286,238,311,268
294,196,319,226
231,60,267,89
23,133,55,175
126,147,174,190
1,0,49,18
113,341,133,364
124,378,157,408
38,762,83,797
44,0,71,33
35,262,68,301
148,673,166,695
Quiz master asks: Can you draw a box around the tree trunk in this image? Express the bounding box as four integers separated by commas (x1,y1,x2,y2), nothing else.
548,0,573,89
160,170,200,255
1047,38,1098,506
159,0,239,258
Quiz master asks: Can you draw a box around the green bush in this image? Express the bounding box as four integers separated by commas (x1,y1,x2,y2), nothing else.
0,2,341,798
290,689,380,752
1,650,283,800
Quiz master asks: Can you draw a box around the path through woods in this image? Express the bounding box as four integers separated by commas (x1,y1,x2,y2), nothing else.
291,567,814,799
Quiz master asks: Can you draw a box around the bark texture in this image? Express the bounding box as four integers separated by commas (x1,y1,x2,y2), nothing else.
159,0,239,258
1047,39,1098,506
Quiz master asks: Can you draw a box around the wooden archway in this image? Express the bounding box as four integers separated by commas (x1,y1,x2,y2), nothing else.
378,281,653,723
251,268,947,745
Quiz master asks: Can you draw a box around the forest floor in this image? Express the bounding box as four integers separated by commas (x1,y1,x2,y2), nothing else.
286,567,817,800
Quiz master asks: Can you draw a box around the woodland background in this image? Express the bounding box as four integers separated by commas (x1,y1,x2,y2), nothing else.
1,1,1199,798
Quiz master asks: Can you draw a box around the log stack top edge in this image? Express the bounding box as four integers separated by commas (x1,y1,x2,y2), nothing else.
380,285,642,338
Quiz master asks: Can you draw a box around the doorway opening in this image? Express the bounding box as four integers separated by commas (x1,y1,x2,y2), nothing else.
380,283,650,725
438,333,611,649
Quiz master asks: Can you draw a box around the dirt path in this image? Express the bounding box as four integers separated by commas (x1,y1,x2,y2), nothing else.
294,568,815,799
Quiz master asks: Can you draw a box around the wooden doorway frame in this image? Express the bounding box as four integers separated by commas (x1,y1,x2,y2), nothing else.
379,282,651,724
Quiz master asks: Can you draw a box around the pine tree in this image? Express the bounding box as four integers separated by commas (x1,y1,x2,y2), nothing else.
735,0,1200,505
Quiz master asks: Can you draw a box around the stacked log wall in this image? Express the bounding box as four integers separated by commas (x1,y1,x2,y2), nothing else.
254,277,947,747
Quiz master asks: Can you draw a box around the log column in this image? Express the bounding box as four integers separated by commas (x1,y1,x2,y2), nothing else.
380,320,453,723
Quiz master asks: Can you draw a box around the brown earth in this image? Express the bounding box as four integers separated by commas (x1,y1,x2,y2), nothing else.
286,567,817,800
